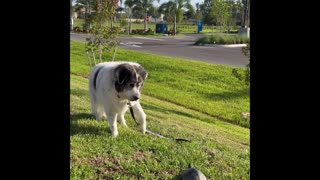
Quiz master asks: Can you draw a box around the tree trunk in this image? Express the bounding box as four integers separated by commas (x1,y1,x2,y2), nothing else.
126,8,132,34
174,14,176,36
129,7,132,34
243,0,247,27
220,17,222,33
70,0,72,17
89,1,91,29
99,44,102,62
112,47,117,61
111,17,114,28
86,51,92,68
70,0,73,30
144,11,148,32
129,17,132,33
91,48,97,65
84,1,88,31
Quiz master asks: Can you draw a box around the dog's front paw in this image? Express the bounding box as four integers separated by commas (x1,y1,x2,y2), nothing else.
138,124,146,134
110,126,119,137
111,129,119,137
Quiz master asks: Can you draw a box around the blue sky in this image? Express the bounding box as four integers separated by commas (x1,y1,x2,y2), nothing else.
72,0,204,9
117,0,204,8
153,0,204,7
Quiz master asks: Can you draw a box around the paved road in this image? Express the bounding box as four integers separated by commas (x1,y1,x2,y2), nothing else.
70,33,249,67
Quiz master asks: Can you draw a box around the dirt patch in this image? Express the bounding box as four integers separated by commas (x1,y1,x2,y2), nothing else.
133,150,150,162
88,155,125,178
89,155,122,167
80,74,89,78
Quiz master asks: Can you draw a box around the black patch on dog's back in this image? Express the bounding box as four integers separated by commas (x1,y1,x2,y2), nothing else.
93,66,103,90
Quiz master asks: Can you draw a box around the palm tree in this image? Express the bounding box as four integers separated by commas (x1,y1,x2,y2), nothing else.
71,0,73,30
211,0,231,33
242,0,249,27
159,0,190,35
184,3,195,20
158,1,176,25
149,6,161,24
125,0,135,33
73,0,97,31
195,2,203,23
134,0,159,32
105,0,116,28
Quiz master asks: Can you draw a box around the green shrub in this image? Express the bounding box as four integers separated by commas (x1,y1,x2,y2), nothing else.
209,35,215,44
194,36,209,45
195,34,249,45
232,43,250,85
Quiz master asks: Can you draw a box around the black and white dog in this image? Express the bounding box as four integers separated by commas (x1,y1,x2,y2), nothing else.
88,62,148,137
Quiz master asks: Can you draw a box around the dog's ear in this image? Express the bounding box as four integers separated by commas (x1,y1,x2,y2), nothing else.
114,64,131,85
134,65,148,81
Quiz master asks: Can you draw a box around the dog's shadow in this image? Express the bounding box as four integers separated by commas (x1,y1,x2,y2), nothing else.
171,175,182,180
70,113,111,136
70,113,94,121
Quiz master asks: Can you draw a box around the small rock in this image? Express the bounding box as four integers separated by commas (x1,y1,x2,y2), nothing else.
181,163,207,180
241,112,250,119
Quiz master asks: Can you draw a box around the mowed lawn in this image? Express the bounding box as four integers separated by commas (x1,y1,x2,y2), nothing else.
71,41,250,128
70,40,250,179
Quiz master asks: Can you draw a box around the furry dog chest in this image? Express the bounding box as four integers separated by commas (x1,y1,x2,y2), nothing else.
88,61,148,137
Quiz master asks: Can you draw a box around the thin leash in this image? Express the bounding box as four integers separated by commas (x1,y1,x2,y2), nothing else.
128,102,191,143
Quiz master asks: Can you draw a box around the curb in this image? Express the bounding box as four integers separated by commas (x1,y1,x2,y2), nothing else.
203,44,247,48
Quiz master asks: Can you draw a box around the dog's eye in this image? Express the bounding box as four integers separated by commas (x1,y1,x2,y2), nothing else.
129,84,134,87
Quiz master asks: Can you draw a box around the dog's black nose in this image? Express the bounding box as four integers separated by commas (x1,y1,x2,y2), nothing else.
132,96,139,101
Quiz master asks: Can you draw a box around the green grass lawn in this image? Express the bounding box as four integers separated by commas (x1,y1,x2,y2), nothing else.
71,41,250,128
70,40,250,179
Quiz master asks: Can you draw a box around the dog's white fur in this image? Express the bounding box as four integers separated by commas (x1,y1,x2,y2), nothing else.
88,61,147,137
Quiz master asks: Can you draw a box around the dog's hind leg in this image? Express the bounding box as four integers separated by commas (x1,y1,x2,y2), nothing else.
95,104,106,121
90,100,98,119
106,112,119,137
90,94,105,121
118,114,128,127
89,89,100,118
132,102,146,134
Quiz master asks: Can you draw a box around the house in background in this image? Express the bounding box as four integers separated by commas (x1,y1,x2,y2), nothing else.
73,8,96,19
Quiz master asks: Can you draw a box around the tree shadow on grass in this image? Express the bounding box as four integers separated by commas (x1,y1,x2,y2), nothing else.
142,100,241,126
142,103,219,124
204,87,249,101
171,175,181,180
70,88,88,98
70,113,111,136
70,113,94,121
142,103,195,119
